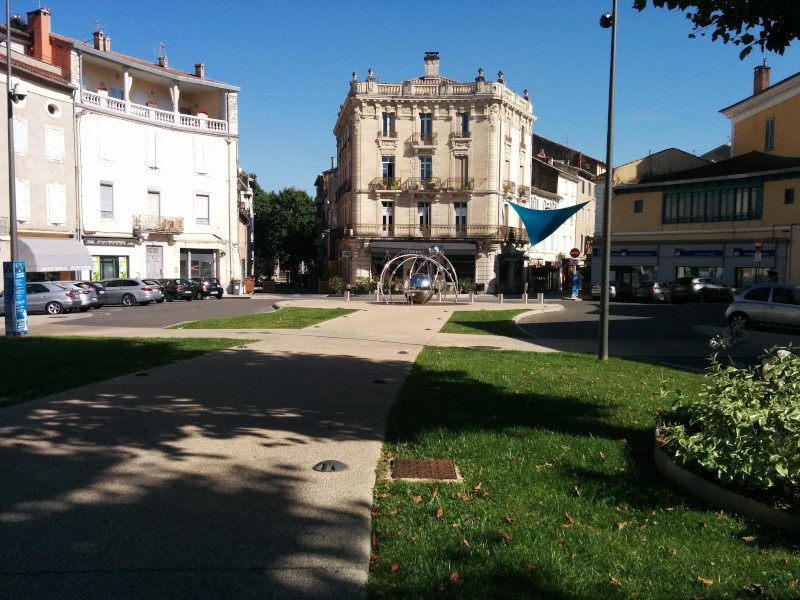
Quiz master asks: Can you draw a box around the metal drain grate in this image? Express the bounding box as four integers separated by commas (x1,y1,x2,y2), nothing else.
392,458,458,480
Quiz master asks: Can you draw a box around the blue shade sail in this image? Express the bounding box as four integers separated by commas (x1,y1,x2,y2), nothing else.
507,201,588,246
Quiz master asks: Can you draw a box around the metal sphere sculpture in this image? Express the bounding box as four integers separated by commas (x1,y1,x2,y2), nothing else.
377,245,459,304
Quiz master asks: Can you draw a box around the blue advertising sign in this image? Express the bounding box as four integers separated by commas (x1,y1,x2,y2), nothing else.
571,273,580,298
733,248,775,257
3,261,28,336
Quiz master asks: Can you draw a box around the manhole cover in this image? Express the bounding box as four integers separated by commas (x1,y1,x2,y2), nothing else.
313,460,348,473
392,458,458,480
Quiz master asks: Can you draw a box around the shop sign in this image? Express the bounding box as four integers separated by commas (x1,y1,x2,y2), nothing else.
733,248,774,257
85,238,136,246
673,248,722,257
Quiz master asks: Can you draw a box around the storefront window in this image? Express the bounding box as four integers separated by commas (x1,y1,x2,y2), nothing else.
676,266,724,279
180,249,215,279
735,267,771,288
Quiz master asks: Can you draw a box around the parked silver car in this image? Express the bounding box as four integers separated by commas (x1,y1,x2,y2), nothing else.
98,278,160,306
634,281,672,303
591,281,634,301
59,281,101,311
725,284,800,330
0,282,82,315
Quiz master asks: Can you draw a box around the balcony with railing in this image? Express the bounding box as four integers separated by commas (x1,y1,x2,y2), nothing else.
349,223,527,242
517,185,530,202
450,131,471,139
369,177,402,192
404,177,441,192
82,90,229,133
502,180,517,195
132,214,185,234
444,177,474,191
411,132,438,148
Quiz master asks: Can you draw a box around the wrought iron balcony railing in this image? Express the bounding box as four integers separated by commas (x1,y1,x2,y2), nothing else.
444,177,474,191
404,177,441,192
411,132,438,147
369,177,402,192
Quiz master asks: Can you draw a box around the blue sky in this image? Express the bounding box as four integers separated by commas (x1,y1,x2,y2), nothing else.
31,1,800,195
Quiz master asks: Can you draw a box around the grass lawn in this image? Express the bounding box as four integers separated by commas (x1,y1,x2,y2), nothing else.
168,306,358,329
369,348,800,599
0,336,253,408
439,309,531,338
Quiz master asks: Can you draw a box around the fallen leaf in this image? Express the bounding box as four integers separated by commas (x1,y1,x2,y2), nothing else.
390,563,401,573
482,490,490,498
435,506,443,519
573,486,580,497
697,576,713,586
387,508,398,515
790,578,798,589
699,521,708,529
599,451,606,460
380,493,390,498
609,576,622,586
371,505,381,517
782,558,789,565
743,583,764,594
523,563,536,570
432,487,438,499
505,516,515,524
564,513,574,528
449,572,458,583
671,548,677,557
459,539,468,546
410,496,423,503
452,523,460,527
742,536,757,543
556,540,567,547
616,522,626,530
500,532,512,541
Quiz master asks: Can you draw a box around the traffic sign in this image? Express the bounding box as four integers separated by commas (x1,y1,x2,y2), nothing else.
569,247,580,258
754,238,763,252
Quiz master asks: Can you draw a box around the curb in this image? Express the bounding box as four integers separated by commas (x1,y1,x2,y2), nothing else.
653,430,800,532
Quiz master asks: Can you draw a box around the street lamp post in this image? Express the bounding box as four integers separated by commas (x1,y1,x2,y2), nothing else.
598,1,617,360
5,0,18,262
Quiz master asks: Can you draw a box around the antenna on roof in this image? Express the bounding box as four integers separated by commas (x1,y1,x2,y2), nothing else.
155,42,167,59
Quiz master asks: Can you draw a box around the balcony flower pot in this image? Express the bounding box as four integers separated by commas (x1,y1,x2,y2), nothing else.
96,88,108,97
196,110,208,119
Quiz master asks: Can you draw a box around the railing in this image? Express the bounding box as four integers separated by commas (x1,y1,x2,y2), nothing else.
132,214,184,233
377,131,398,139
444,177,474,191
502,180,516,195
82,90,229,133
450,131,471,139
350,80,529,112
351,223,525,241
404,177,441,192
412,132,438,147
369,177,402,192
0,216,8,236
517,185,530,199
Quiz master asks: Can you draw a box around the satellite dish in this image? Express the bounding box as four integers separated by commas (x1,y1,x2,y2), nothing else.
11,14,27,31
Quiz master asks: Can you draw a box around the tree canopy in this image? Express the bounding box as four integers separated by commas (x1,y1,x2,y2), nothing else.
251,178,316,280
633,0,800,59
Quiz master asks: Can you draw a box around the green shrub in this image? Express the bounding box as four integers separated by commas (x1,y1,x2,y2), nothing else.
354,277,376,295
458,277,477,293
328,276,343,294
660,346,800,504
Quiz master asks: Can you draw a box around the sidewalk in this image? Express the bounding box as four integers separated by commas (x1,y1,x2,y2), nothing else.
0,298,559,599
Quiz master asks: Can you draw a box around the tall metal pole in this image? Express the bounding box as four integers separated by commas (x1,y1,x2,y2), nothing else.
598,1,617,360
6,0,18,262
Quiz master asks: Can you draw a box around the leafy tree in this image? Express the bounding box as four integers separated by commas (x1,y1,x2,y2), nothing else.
251,178,316,281
633,0,800,59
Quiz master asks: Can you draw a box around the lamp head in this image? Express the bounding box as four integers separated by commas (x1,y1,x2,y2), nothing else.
600,12,614,28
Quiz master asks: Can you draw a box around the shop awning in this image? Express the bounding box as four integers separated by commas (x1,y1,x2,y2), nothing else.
18,237,94,272
369,241,476,255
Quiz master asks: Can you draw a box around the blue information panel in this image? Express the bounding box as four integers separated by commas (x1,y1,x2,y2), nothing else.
3,261,28,336
571,273,580,298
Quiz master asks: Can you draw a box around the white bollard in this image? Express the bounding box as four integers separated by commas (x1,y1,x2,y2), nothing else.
537,292,544,304
522,293,528,304
498,294,504,304
469,292,475,304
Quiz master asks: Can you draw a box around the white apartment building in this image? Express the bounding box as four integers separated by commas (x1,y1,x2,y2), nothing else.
5,9,242,289
331,52,535,293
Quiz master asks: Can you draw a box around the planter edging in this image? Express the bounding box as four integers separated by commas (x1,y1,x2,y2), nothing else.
654,428,800,532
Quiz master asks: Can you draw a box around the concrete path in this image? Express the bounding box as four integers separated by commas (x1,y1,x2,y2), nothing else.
0,296,558,599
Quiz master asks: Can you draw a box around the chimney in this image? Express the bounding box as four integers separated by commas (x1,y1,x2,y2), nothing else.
424,51,440,80
754,59,770,94
195,63,205,78
158,55,168,68
27,8,53,63
93,29,111,52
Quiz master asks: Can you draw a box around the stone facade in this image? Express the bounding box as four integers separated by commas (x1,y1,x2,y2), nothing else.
330,53,535,293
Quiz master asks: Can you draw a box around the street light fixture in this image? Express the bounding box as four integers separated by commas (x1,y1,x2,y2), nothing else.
598,1,617,360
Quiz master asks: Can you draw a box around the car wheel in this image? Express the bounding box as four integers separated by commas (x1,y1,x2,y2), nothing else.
46,301,64,315
195,291,203,300
696,292,707,303
121,293,136,307
216,293,223,299
728,312,750,329
79,307,90,312
156,299,164,304
166,294,174,302
187,295,193,301
656,293,666,302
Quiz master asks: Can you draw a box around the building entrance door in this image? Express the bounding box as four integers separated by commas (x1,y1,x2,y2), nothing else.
146,245,163,278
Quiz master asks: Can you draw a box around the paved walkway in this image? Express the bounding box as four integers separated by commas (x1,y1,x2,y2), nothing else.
0,296,560,599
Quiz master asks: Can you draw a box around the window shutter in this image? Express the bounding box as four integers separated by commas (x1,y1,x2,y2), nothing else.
48,183,67,224
100,183,113,218
45,127,65,162
13,118,27,154
15,179,30,221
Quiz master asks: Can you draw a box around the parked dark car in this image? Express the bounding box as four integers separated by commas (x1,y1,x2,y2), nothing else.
725,284,800,330
634,281,672,303
669,277,735,304
190,277,224,299
162,278,196,301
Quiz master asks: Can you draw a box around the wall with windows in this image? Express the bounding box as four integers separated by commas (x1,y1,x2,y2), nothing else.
730,92,800,157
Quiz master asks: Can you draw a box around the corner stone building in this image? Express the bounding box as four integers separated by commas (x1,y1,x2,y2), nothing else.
331,53,535,293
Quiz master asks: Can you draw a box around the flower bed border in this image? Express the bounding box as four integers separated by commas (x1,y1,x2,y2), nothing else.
654,429,800,532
